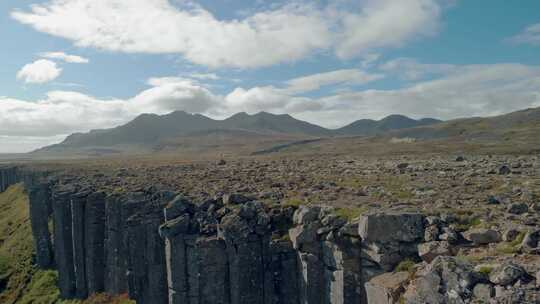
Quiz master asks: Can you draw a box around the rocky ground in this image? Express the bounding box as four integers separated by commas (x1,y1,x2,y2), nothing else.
1,153,539,303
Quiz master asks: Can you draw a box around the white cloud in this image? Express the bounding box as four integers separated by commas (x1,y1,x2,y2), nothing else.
189,73,220,80
4,63,539,152
335,0,441,59
0,78,219,144
40,51,89,63
284,69,384,94
11,0,444,68
16,59,62,84
508,23,540,46
225,63,540,128
379,57,456,80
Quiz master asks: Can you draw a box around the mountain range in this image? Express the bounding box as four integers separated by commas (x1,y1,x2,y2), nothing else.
34,106,540,156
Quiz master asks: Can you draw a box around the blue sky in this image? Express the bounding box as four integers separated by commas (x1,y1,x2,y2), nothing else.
1,0,540,152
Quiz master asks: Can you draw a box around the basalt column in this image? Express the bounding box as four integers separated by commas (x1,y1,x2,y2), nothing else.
84,192,107,295
52,185,77,299
27,177,54,268
159,195,230,304
124,194,168,304
219,202,273,304
289,206,363,304
71,190,90,299
104,194,128,295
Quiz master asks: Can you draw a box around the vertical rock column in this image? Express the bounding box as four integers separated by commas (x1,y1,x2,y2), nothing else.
52,185,77,299
27,176,54,268
219,202,273,304
289,206,324,304
290,206,363,304
269,240,300,304
104,194,128,295
124,194,168,304
160,195,231,304
71,190,89,299
85,192,106,295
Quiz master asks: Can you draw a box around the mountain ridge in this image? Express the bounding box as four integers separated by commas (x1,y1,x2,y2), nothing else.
35,111,442,154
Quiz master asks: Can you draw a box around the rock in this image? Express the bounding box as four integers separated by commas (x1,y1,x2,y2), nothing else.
507,202,528,215
498,165,511,175
403,256,478,304
217,159,226,165
222,193,252,205
473,283,494,302
536,271,540,288
487,195,501,205
520,229,540,253
462,228,501,245
439,227,459,244
502,228,520,242
358,212,424,243
455,156,466,162
365,271,410,304
164,195,195,221
489,263,525,286
424,225,440,242
397,163,409,170
293,205,321,225
418,241,452,263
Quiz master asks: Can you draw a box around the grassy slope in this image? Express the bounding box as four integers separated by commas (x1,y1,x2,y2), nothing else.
0,185,134,304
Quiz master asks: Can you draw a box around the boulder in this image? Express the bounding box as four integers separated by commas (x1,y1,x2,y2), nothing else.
222,193,252,205
502,228,520,242
418,241,452,263
520,229,540,253
403,256,478,304
365,271,409,304
462,228,501,245
498,165,511,175
507,202,528,215
358,212,424,243
472,283,494,302
489,263,525,286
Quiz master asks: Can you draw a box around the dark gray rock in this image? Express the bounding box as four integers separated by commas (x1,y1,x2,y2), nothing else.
489,263,525,286
27,177,54,268
462,228,501,245
507,202,529,215
84,192,106,295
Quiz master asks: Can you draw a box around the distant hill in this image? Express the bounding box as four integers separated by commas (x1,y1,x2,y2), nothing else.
388,107,540,141
34,111,335,155
31,107,540,156
336,114,442,136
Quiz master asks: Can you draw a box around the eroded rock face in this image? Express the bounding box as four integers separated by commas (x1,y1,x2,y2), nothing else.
358,212,424,275
290,206,363,304
26,174,53,268
365,271,409,304
403,256,479,304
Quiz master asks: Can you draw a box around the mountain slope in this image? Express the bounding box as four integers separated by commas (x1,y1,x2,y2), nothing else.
336,114,442,136
389,107,540,141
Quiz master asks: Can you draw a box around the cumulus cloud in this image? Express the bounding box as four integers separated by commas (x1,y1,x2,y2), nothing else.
16,59,62,84
0,78,220,141
378,57,456,80
284,69,384,94
3,63,540,152
225,63,540,128
335,0,441,59
11,0,444,68
508,23,540,46
39,51,89,63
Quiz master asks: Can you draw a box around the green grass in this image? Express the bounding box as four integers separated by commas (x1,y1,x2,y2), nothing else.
495,231,526,255
282,198,305,208
0,184,134,304
394,259,416,274
333,207,368,221
477,266,493,276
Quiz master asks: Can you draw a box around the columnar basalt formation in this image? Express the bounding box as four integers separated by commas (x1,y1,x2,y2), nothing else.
13,161,539,304
0,166,20,192
289,206,364,304
25,173,54,268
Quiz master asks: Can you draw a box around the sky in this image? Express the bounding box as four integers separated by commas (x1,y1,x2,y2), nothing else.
1,0,540,153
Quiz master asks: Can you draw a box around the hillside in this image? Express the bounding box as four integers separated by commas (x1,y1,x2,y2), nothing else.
33,111,441,156
335,114,442,136
388,107,540,141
